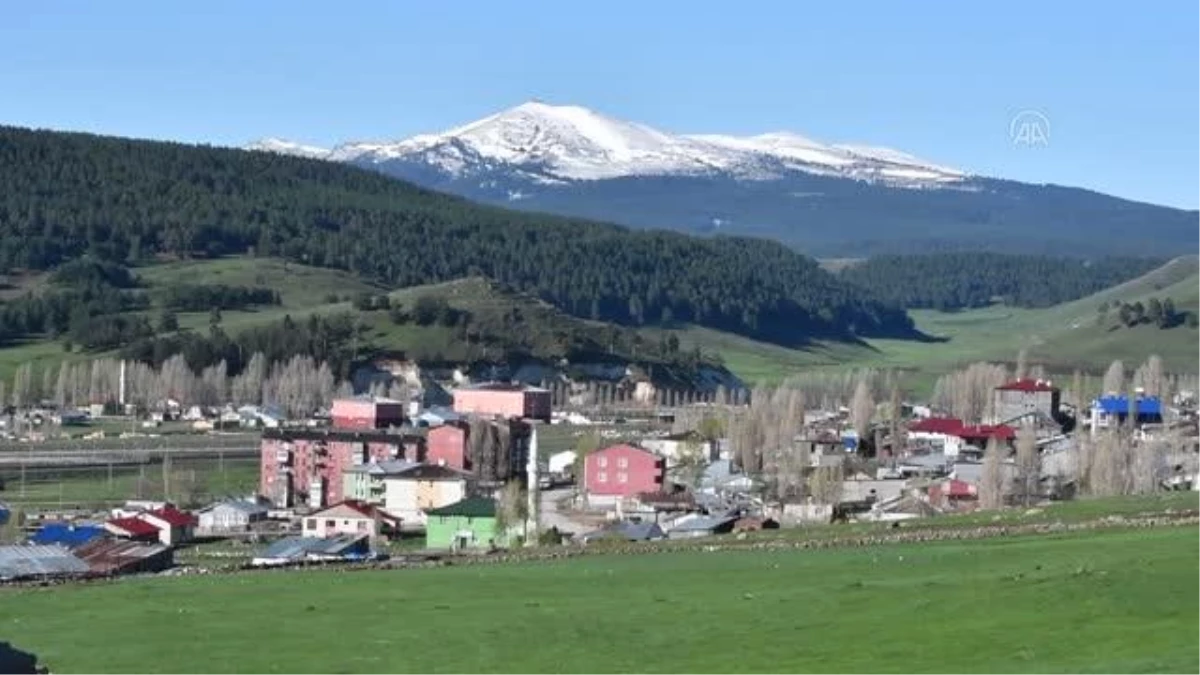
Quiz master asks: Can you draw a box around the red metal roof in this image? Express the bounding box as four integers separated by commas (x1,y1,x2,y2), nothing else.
997,378,1057,392
945,479,978,498
319,500,401,525
107,517,160,537
144,507,198,527
908,417,964,435
958,424,1016,441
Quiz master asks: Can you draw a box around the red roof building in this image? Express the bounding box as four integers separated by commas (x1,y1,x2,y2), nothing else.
958,424,1016,442
145,507,198,528
996,378,1057,392
908,417,965,435
104,517,160,541
994,379,1060,424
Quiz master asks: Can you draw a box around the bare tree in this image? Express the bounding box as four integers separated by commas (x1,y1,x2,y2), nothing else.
495,479,528,544
1013,426,1040,506
979,437,1007,509
10,363,32,409
1102,360,1125,395
1132,355,1165,399
806,464,844,505
850,378,874,442
1015,348,1029,380
54,362,69,409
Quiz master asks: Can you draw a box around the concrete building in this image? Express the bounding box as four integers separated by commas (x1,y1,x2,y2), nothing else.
381,464,470,530
331,397,407,430
301,500,400,541
259,428,425,508
583,444,666,506
342,459,420,505
993,379,1060,423
452,382,551,422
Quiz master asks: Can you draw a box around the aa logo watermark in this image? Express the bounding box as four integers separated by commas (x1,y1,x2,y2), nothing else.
1010,110,1050,147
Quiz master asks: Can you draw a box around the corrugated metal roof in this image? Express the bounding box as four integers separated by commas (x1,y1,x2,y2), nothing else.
0,544,90,580
30,523,106,548
257,534,368,561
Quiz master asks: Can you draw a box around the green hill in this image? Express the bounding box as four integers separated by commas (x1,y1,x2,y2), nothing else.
0,257,733,387
0,124,915,346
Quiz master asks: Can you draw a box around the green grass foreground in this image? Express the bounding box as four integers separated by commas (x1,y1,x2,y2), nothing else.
1,526,1196,673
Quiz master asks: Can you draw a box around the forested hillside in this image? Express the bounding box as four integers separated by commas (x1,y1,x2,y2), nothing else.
0,125,913,345
839,253,1164,310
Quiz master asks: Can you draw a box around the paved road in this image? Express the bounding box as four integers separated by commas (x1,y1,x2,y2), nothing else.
537,487,590,535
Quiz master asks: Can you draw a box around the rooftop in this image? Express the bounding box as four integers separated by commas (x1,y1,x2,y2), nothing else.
1094,395,1164,415
426,496,497,519
146,507,198,528
0,544,91,580
997,378,1058,393
106,517,160,538
459,381,549,393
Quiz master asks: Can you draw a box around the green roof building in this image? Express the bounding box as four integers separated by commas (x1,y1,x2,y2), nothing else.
424,496,506,551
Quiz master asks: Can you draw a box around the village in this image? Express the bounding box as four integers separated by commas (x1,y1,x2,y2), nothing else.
1,359,1197,582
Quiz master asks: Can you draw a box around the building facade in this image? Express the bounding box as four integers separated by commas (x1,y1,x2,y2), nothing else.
992,379,1060,423
452,383,552,422
583,444,666,503
331,397,407,430
382,464,470,530
424,497,503,550
301,500,399,540
260,428,425,508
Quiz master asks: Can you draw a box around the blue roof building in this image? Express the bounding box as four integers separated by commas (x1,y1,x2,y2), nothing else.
30,523,107,549
1090,395,1164,432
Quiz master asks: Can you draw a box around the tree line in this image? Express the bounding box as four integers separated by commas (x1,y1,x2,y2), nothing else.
1098,296,1197,330
0,124,914,345
160,283,281,312
839,253,1162,310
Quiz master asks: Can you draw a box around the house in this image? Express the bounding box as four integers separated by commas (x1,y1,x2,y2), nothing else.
331,397,407,430
666,513,738,539
580,520,666,544
1090,395,1164,433
104,517,161,542
139,507,198,546
251,534,373,567
73,537,174,576
584,444,667,507
926,478,979,510
424,496,504,551
196,499,270,533
908,418,966,456
699,460,755,495
452,382,552,422
993,378,1061,423
640,430,713,464
259,427,426,508
342,459,420,504
302,500,400,540
381,464,470,530
29,523,106,549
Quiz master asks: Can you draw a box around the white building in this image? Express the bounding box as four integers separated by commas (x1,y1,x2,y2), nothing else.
381,465,470,531
302,501,399,540
197,499,270,532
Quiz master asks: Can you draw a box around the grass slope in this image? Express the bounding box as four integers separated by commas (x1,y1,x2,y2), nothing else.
1,525,1195,673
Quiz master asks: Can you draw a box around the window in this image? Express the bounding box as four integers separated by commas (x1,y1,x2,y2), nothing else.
598,471,608,483
617,457,628,469
325,520,336,528
598,457,608,468
306,519,316,529
618,472,628,484
358,521,368,531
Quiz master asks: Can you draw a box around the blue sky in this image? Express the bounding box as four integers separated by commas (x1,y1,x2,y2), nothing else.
2,1,1197,209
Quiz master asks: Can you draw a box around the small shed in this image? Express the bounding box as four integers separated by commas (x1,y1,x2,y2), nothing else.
666,514,738,539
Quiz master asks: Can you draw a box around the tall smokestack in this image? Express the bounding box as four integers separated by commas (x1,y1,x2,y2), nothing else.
524,424,539,547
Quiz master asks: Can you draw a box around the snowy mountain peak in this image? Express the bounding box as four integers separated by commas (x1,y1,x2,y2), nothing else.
248,102,966,186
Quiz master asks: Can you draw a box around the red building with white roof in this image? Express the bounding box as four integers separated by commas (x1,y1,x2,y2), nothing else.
993,378,1060,423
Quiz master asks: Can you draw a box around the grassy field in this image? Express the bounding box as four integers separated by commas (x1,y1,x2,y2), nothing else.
1,524,1195,673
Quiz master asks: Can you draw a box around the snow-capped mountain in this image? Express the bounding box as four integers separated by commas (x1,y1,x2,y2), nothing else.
246,101,1197,258
247,100,965,188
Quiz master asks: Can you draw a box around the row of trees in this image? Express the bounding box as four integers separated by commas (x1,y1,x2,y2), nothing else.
160,283,280,312
840,253,1161,310
3,353,347,417
1098,296,1196,329
0,124,915,345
